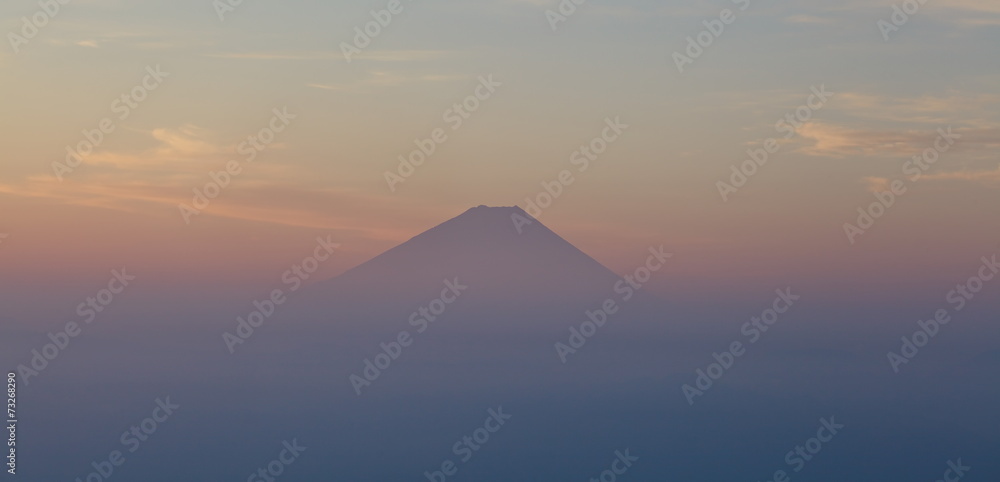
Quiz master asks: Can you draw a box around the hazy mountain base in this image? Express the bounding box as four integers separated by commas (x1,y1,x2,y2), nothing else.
2,207,998,480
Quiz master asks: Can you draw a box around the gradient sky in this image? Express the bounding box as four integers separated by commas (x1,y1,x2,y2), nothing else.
2,0,999,302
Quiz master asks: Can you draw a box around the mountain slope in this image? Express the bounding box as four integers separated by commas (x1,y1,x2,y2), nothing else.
324,205,621,302
278,205,667,343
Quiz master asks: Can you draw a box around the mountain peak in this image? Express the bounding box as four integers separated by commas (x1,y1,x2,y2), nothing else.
316,205,621,306
469,204,520,211
453,204,531,223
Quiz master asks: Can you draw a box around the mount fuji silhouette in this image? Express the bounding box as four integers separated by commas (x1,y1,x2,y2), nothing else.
275,205,669,343
265,204,668,381
308,205,626,307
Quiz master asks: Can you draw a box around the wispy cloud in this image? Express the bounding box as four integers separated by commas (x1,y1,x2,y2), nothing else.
864,164,1000,192
306,83,352,92
77,125,235,170
794,123,923,158
795,123,1000,158
834,91,1000,125
204,50,453,62
919,0,998,25
783,14,835,24
861,176,893,193
0,175,418,238
352,50,453,62
0,126,402,234
203,51,341,61
308,70,470,92
920,165,1000,184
